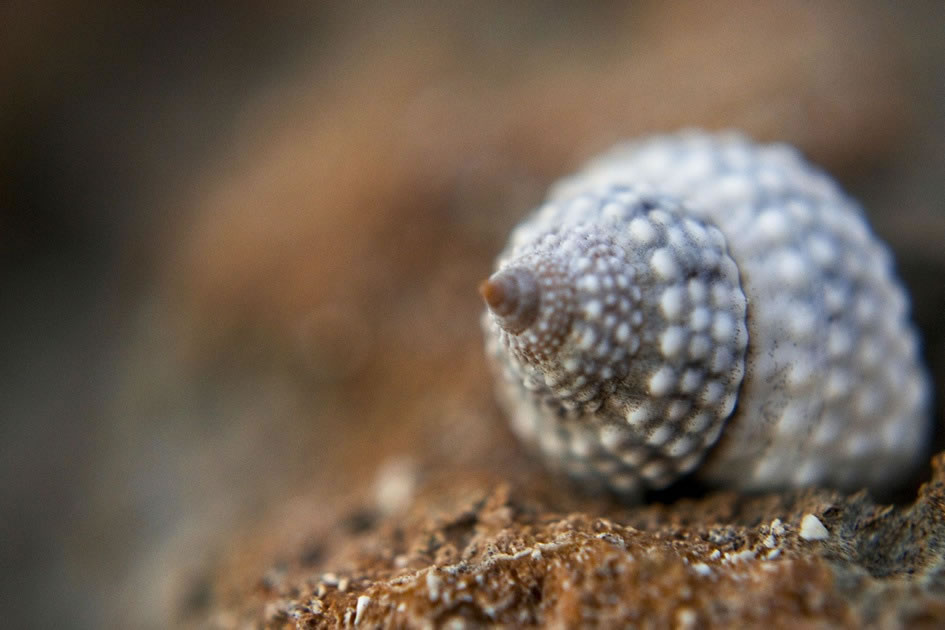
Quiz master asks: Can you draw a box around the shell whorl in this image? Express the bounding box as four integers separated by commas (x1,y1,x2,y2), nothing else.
482,131,930,499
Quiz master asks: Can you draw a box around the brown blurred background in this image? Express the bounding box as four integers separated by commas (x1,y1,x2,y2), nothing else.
1,2,943,628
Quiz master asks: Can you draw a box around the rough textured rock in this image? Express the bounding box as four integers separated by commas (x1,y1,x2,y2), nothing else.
189,453,945,628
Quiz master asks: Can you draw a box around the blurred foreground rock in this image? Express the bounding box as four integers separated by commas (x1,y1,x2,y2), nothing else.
190,453,945,628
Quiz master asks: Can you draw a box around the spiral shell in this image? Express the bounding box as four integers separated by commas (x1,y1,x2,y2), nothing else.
481,131,930,499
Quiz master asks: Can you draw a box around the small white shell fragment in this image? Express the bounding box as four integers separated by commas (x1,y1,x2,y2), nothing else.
799,514,830,541
426,571,442,602
354,595,371,625
321,572,339,587
676,607,698,629
481,131,930,499
373,456,418,515
723,549,756,564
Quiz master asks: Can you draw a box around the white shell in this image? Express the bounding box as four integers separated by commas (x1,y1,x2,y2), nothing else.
482,131,930,498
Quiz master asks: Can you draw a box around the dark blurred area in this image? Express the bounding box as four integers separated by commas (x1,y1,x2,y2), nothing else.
1,2,942,628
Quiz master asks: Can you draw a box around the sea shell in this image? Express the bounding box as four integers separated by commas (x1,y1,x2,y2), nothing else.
481,131,930,498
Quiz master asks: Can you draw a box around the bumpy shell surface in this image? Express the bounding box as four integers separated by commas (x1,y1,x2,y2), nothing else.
482,131,929,498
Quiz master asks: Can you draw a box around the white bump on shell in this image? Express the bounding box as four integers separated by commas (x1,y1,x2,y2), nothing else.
626,404,651,427
667,435,698,457
756,209,790,243
610,472,640,494
686,412,712,433
579,274,600,292
618,447,649,468
647,424,674,447
615,322,631,343
701,381,724,405
660,287,686,321
711,313,735,343
629,217,658,244
649,366,677,397
777,402,808,434
578,328,597,350
683,219,709,245
688,334,711,360
776,250,807,287
688,279,707,304
650,248,680,281
660,326,688,358
788,305,817,341
641,460,671,483
680,369,703,393
689,308,711,332
584,300,603,319
599,426,625,451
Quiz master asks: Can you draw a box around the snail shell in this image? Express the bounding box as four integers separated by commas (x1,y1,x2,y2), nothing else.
481,131,930,499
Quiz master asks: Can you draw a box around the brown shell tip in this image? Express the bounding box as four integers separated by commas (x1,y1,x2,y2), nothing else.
480,268,539,333
479,277,507,312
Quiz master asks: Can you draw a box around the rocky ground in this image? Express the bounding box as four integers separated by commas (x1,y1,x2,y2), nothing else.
189,455,945,628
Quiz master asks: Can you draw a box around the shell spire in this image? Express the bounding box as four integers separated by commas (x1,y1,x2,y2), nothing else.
480,267,540,334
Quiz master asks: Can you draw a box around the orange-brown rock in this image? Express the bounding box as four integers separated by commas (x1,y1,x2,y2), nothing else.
186,454,945,628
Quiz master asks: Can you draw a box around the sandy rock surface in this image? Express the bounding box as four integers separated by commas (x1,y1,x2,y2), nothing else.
191,454,945,628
